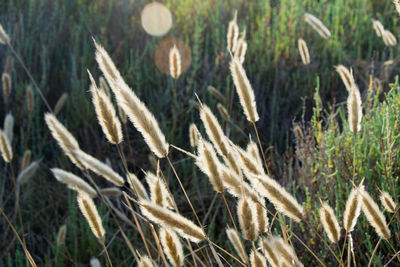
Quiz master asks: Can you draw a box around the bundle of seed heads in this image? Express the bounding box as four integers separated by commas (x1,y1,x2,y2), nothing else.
227,11,239,53
230,58,259,123
51,168,97,197
319,202,341,243
380,191,396,213
297,38,310,65
271,236,303,267
250,249,267,267
304,13,331,39
169,45,182,79
140,200,206,242
221,166,260,202
237,197,258,241
146,172,174,208
226,227,248,263
77,193,105,241
159,227,184,267
44,113,84,169
88,71,123,144
360,189,391,240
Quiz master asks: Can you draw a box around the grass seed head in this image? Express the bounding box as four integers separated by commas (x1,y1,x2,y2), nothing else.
159,227,184,267
51,168,97,197
380,191,396,213
297,38,310,65
0,130,13,163
0,24,9,44
319,202,341,243
226,227,248,263
77,193,105,241
304,13,331,39
169,45,182,79
237,197,258,241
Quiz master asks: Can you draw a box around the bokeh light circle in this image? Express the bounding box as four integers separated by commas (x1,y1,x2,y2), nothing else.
154,37,192,76
141,3,172,37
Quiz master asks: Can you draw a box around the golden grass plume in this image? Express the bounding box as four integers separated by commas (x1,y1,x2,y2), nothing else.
77,193,105,240
297,38,310,65
127,172,149,200
304,13,331,39
335,65,354,93
2,72,11,100
319,201,341,243
21,149,32,170
380,191,396,213
226,227,248,263
347,84,362,133
271,236,303,267
234,30,247,64
159,227,184,267
227,11,239,53
237,197,258,241
0,129,13,163
138,255,155,267
51,168,97,197
371,19,385,37
3,112,14,144
169,45,182,79
57,224,67,246
189,123,200,148
383,30,397,46
146,171,174,209
0,23,9,44
26,85,34,114
250,249,267,267
343,185,362,232
260,237,280,267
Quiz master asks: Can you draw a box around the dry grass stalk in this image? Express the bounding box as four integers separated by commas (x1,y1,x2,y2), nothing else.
227,11,239,53
189,123,200,148
51,168,97,197
44,113,84,168
90,258,101,267
139,200,206,243
169,45,182,79
2,72,11,99
0,130,13,163
26,85,34,114
221,166,260,202
138,255,155,267
237,197,258,241
261,238,280,267
360,189,391,240
256,200,268,233
380,191,396,213
53,93,68,116
383,30,397,46
207,85,226,102
159,227,184,267
127,172,149,200
230,58,259,123
0,24,9,44
88,71,123,144
371,19,385,37
74,150,124,186
77,193,105,240
111,78,169,158
271,236,303,267
343,186,362,232
21,150,32,170
196,139,224,193
234,30,247,64
304,13,331,39
297,38,310,65
347,84,362,132
335,65,354,93
99,187,121,197
319,202,341,243
146,172,174,208
250,249,267,267
4,112,14,144
252,174,304,222
226,227,248,263
57,224,67,246
17,160,40,185
217,103,230,120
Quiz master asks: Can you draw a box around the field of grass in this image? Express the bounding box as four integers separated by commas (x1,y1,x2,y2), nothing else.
1,0,400,266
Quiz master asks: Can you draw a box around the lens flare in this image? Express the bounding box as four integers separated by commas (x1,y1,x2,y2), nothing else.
141,3,172,37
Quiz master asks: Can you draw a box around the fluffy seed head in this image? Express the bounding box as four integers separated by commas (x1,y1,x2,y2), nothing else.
99,187,121,197
252,174,304,222
94,41,123,86
226,227,248,263
343,186,362,232
207,86,226,102
21,150,32,170
88,71,123,144
335,65,355,93
57,224,67,246
51,168,97,197
159,227,184,267
319,202,341,243
2,72,11,99
17,160,40,185
138,255,155,267
74,150,124,186
395,0,400,16
146,172,174,209
111,78,169,158
3,113,14,144
237,197,258,241
227,11,239,53
217,103,230,120
26,85,34,113
256,201,269,233
371,19,385,37
77,193,105,240
304,13,331,39
261,238,280,267
383,30,397,46
347,85,362,132
234,144,264,176
0,130,13,163
169,45,182,79
0,24,9,44
44,113,84,168
297,38,310,65
380,191,396,213
189,123,200,148
361,189,391,239
271,236,303,267
99,76,111,98
221,166,260,203
140,200,206,242
234,30,247,64
250,249,267,267
246,140,263,169
54,93,68,116
230,58,259,122
127,172,149,200
196,139,224,193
